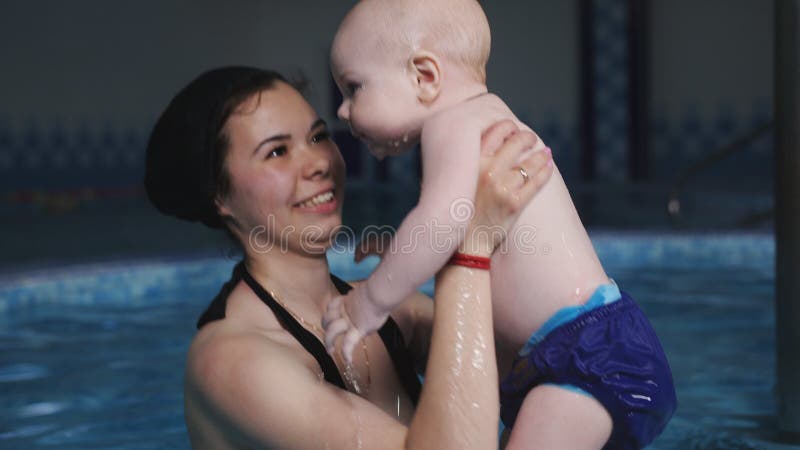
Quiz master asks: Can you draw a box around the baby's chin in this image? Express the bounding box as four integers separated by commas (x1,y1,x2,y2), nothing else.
366,138,416,159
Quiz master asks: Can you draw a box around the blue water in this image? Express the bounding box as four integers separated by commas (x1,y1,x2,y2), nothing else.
0,233,797,449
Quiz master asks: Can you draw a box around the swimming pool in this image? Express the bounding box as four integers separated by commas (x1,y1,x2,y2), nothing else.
1,233,796,449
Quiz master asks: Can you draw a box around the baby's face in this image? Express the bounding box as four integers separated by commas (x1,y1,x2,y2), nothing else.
331,25,423,159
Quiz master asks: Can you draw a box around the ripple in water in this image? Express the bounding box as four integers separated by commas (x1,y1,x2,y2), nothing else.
0,424,56,439
0,363,49,382
17,402,64,418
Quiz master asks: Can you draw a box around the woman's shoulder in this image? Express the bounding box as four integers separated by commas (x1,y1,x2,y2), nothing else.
186,283,319,398
186,321,293,391
183,315,368,449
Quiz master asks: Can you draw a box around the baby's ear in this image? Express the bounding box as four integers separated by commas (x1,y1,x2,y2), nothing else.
410,50,441,104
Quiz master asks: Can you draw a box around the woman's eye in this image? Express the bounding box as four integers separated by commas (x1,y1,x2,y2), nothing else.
311,130,331,144
266,146,287,159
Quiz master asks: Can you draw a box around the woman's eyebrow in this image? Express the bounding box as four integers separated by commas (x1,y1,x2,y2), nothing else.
310,118,327,131
252,133,290,156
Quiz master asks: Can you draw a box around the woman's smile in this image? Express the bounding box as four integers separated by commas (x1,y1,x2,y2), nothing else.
293,188,338,213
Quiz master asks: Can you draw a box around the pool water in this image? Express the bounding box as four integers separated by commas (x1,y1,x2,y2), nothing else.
1,233,797,449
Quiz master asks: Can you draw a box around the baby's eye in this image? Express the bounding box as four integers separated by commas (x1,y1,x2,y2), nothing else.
311,130,331,144
346,82,362,97
265,146,287,159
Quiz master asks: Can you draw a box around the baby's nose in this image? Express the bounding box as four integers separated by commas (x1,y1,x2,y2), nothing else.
337,101,350,122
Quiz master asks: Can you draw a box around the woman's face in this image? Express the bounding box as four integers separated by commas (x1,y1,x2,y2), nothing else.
216,82,346,256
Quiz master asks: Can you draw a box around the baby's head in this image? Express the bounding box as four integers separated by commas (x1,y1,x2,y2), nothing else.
331,0,491,158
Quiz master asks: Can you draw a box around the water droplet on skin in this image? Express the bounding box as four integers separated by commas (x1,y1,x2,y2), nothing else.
472,402,480,409
475,333,487,350
344,390,365,449
471,330,487,371
562,232,575,259
452,289,470,376
453,339,464,376
471,347,485,370
343,362,362,395
354,412,364,449
575,287,581,299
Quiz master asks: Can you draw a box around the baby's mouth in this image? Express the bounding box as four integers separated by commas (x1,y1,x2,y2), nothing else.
350,128,367,143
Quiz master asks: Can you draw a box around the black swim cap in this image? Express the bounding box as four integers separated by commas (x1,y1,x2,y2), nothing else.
144,66,285,229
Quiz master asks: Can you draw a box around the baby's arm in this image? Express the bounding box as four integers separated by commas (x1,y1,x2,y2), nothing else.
367,109,483,306
326,108,485,360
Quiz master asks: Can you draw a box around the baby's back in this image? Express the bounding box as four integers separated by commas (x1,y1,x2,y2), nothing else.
448,95,610,371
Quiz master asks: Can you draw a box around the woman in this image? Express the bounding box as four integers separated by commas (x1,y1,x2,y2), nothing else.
145,66,552,449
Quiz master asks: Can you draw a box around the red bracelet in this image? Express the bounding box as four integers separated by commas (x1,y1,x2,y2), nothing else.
448,252,491,270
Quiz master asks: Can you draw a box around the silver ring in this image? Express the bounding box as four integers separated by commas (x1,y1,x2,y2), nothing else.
517,166,529,185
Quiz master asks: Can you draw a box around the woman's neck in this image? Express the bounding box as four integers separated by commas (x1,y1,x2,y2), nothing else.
244,249,337,310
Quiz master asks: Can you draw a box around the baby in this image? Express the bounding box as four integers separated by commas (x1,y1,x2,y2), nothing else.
324,1,676,448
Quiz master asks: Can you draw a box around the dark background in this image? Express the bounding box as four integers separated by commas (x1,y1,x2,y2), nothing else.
0,0,774,269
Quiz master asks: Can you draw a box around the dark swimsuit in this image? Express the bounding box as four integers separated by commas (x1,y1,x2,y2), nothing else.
196,262,422,405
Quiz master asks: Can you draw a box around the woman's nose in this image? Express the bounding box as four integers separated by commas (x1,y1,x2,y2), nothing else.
301,150,331,179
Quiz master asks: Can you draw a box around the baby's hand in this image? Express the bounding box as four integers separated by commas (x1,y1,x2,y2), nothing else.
322,284,389,364
354,232,394,263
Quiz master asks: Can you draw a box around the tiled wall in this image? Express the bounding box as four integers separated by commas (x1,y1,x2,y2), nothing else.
587,0,772,186
591,0,632,181
0,1,774,196
0,121,146,190
650,104,773,185
0,108,771,193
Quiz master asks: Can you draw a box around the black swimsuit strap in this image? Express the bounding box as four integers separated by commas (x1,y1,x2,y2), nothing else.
196,262,245,330
197,262,421,404
240,267,348,390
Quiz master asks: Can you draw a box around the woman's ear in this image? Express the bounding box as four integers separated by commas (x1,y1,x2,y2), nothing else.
410,50,441,104
215,195,233,221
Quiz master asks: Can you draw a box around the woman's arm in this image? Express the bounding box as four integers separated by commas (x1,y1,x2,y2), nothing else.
407,122,555,450
407,239,497,449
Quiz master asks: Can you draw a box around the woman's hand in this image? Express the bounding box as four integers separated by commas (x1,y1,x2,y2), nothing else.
460,120,553,257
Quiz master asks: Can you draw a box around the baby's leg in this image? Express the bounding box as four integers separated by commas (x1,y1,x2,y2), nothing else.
505,385,612,450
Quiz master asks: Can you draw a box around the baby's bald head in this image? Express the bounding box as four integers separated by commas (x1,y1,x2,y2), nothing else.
333,0,491,83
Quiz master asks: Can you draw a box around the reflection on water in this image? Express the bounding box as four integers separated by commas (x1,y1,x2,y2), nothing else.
0,235,797,449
